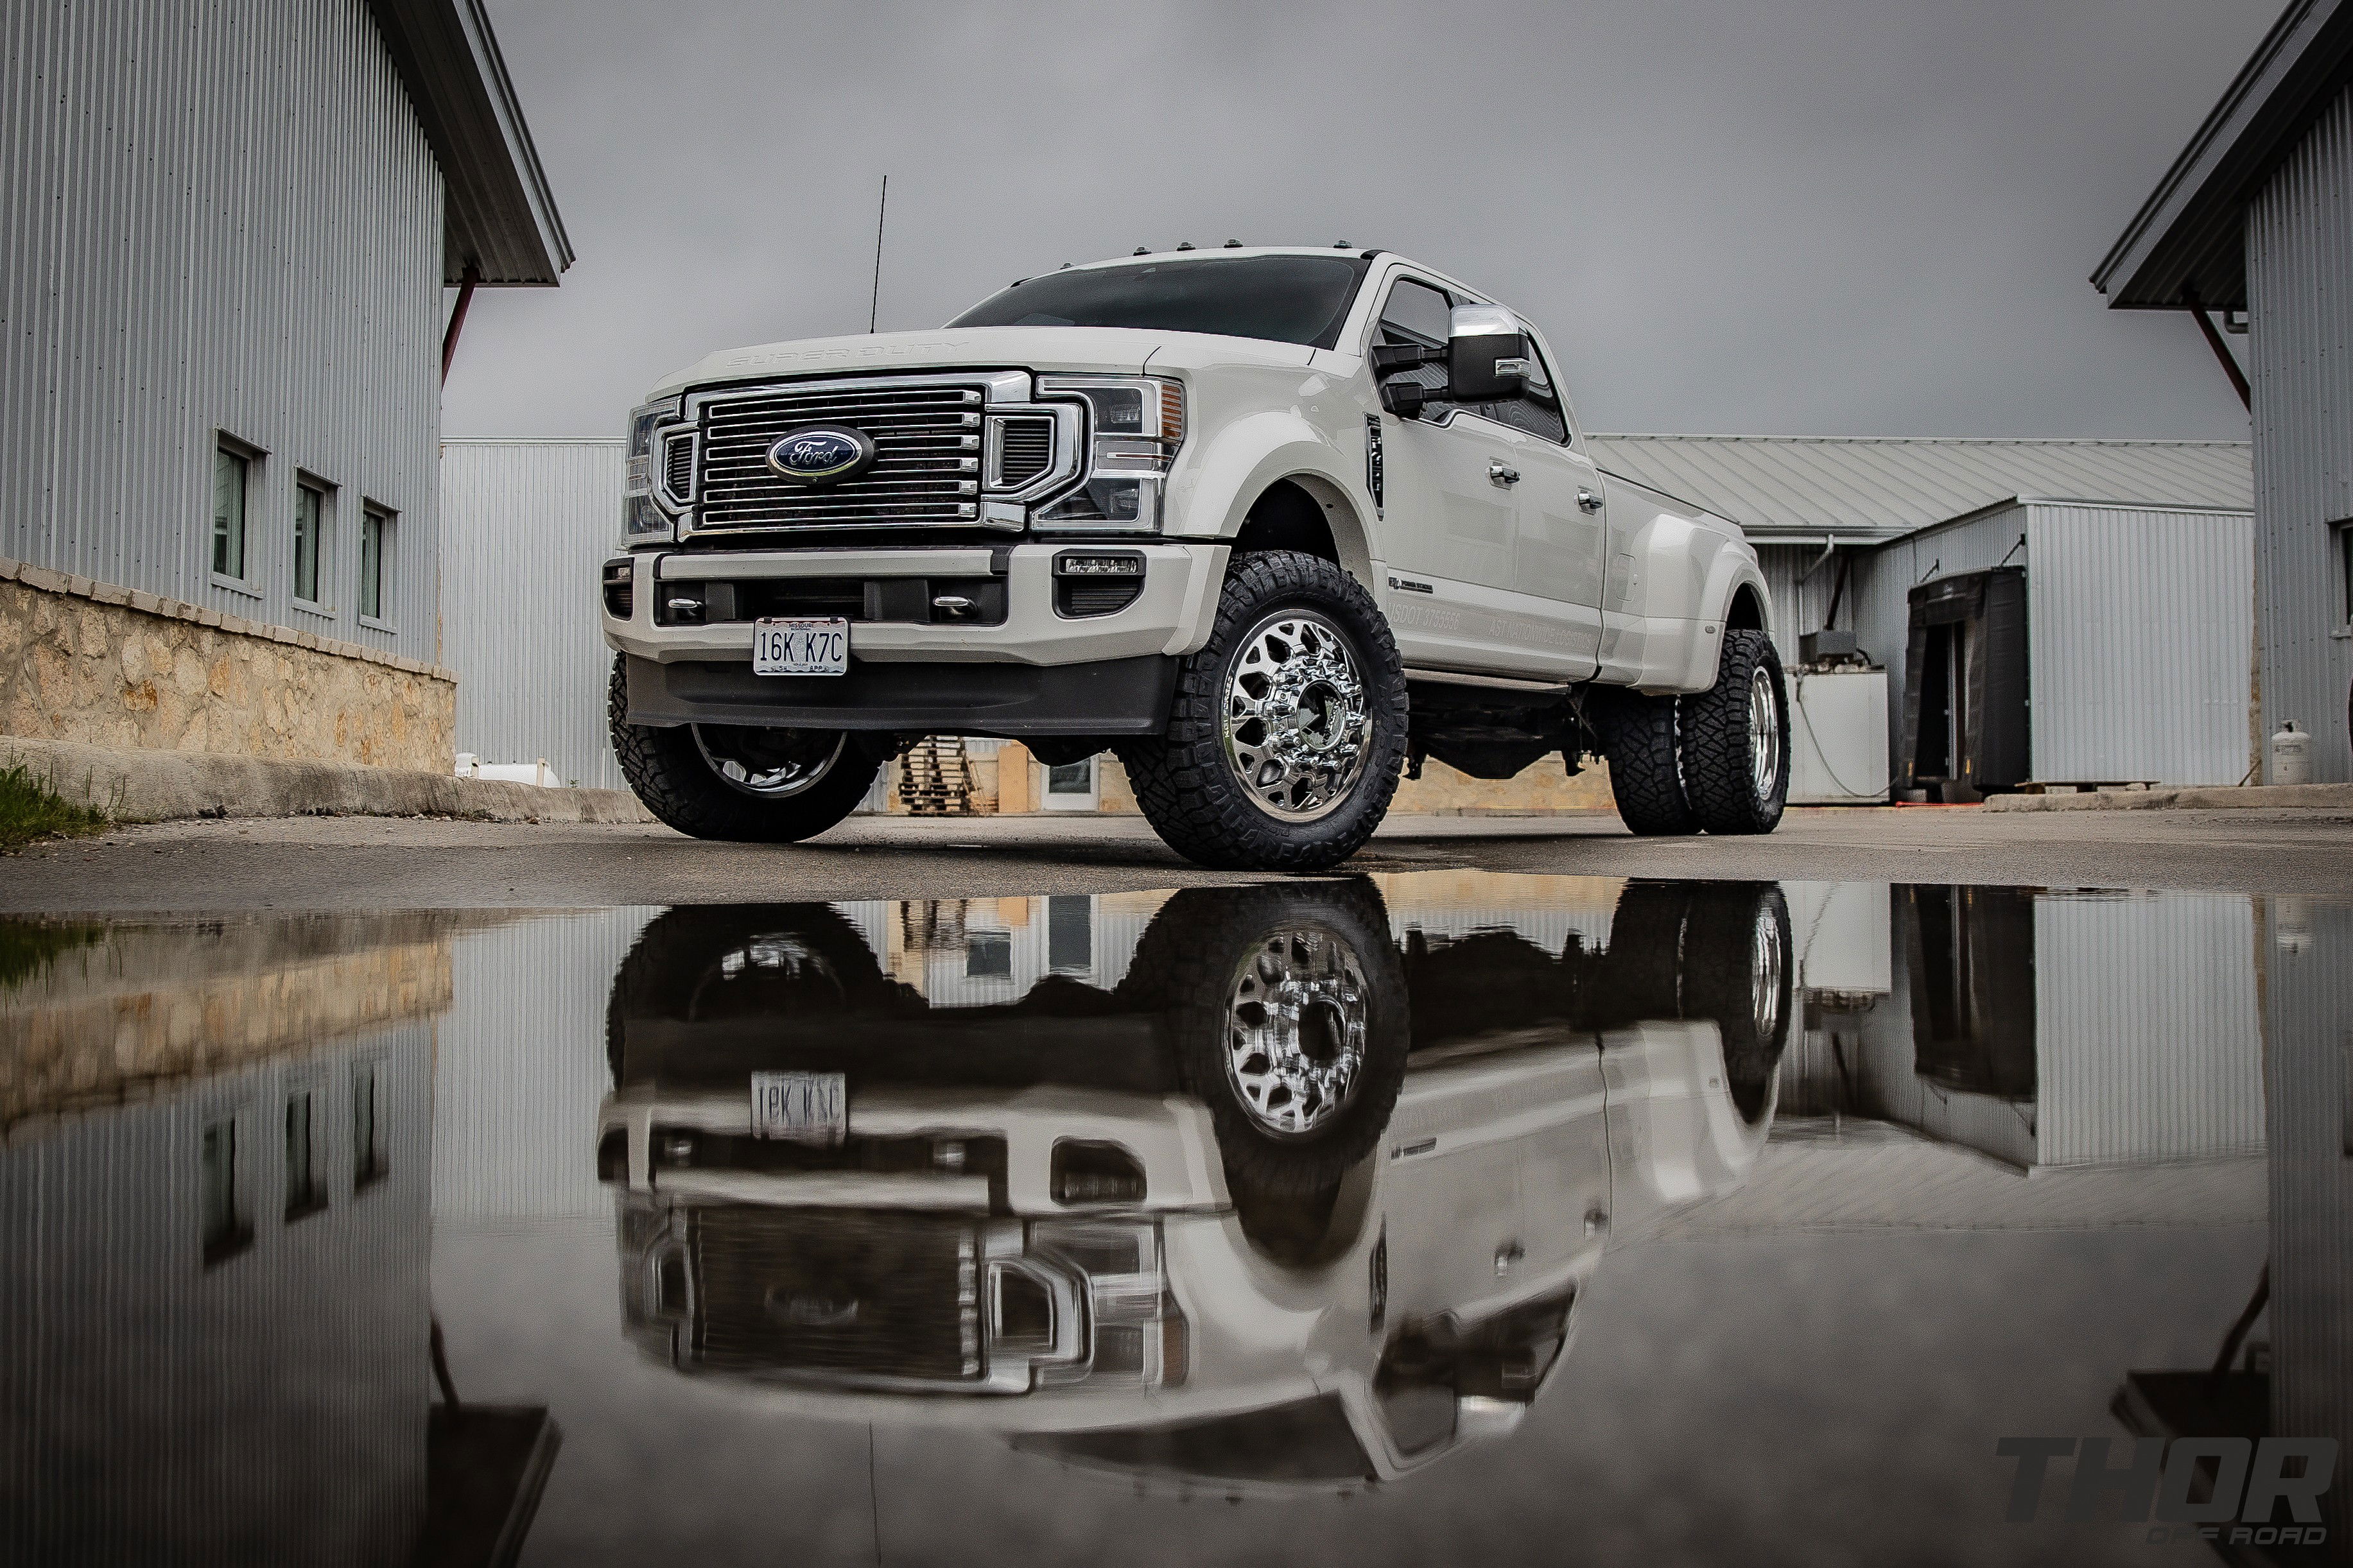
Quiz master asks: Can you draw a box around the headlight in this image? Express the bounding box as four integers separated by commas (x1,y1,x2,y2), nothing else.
623,395,684,542
1034,375,1185,532
1025,1218,1186,1388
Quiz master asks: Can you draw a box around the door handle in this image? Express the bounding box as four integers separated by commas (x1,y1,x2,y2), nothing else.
1488,460,1521,488
1577,487,1603,513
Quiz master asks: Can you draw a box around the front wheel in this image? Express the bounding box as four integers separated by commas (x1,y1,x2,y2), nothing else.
608,654,880,842
1120,551,1409,872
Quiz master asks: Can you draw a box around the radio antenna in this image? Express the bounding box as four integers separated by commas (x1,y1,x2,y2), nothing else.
868,175,889,332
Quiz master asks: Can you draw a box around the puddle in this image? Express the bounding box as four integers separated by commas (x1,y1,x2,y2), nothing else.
3,875,2345,1565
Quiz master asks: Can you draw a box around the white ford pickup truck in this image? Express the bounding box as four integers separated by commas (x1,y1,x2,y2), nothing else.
603,246,1785,869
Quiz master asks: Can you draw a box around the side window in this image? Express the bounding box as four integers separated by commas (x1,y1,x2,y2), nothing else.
1484,337,1570,445
1375,278,1569,444
1375,277,1460,418
1376,277,1452,349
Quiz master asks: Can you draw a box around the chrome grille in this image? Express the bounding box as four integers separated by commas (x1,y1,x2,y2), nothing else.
995,415,1054,488
697,381,985,529
688,1206,982,1381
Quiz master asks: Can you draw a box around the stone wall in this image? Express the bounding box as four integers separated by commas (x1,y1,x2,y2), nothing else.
1,913,465,1130
0,558,455,771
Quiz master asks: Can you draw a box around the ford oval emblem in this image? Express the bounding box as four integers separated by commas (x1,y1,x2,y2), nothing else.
765,424,877,485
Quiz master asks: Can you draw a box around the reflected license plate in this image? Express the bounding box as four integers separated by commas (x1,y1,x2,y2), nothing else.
752,617,849,676
751,1071,847,1145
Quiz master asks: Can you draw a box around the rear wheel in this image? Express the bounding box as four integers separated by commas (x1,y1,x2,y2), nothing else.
1601,691,1696,836
1681,630,1789,835
608,653,880,842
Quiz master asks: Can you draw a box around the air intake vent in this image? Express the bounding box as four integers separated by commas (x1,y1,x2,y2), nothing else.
993,416,1054,489
663,431,694,499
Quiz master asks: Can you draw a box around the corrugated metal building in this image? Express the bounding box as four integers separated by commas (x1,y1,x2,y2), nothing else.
440,440,627,788
1594,436,2257,788
1774,888,2265,1173
2096,0,2353,781
0,0,567,770
1,1027,434,1566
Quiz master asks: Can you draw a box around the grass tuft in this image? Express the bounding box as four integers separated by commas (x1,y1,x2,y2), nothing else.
0,761,109,852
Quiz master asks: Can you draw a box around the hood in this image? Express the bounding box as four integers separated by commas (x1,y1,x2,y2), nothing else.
650,325,1321,398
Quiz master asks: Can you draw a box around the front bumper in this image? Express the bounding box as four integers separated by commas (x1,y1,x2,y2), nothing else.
603,541,1228,666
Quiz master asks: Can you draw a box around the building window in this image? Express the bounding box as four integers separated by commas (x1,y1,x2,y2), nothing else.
352,1064,386,1189
359,503,392,624
211,442,251,583
201,1117,251,1264
1041,756,1098,810
2339,521,2353,631
293,479,329,607
964,929,1012,979
1047,895,1092,974
284,1090,326,1218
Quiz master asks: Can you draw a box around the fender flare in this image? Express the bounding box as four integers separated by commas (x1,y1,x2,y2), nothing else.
1167,411,1377,585
1678,546,1775,691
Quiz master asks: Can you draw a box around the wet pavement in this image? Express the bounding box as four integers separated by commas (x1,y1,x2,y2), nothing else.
3,873,2346,1565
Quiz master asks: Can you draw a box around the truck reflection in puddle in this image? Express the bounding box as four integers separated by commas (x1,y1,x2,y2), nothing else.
596,877,1793,1489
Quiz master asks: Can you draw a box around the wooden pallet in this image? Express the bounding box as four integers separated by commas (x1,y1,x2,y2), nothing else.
899,736,977,816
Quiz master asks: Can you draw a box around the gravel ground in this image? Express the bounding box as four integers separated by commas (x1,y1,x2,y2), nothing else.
6,804,2352,913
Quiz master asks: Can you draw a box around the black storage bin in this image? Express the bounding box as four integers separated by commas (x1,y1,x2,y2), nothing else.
1898,565,2029,795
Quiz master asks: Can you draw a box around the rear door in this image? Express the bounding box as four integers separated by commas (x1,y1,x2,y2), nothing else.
1492,332,1606,681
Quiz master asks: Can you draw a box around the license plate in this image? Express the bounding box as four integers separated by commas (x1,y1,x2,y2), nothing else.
752,617,850,676
751,1071,847,1144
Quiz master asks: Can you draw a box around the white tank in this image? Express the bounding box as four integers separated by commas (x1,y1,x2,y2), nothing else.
2269,721,2313,786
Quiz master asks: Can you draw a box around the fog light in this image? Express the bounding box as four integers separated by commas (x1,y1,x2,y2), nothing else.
1054,552,1145,578
1053,553,1147,619
1052,1140,1146,1204
602,558,635,618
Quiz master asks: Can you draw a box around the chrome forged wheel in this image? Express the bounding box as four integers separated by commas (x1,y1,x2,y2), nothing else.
693,726,846,799
1222,926,1371,1139
1221,611,1373,822
1751,900,1785,1045
1748,665,1782,807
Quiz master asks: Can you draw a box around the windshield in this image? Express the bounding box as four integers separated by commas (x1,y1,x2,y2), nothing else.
946,255,1371,349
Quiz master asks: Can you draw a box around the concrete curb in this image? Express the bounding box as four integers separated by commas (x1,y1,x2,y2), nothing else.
1983,782,2353,812
1,735,657,825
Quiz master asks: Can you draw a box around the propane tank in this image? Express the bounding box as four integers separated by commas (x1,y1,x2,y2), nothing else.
2270,721,2313,786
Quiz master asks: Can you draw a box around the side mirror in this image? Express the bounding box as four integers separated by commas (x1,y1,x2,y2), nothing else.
1448,304,1529,402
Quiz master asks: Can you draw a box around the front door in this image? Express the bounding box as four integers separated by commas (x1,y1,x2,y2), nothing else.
1369,275,1527,673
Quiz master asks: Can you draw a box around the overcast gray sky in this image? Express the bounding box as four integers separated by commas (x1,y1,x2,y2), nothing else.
442,0,2273,442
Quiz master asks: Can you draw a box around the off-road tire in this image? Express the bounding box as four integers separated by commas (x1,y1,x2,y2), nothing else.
1601,691,1696,836
1597,881,1792,1124
1681,629,1789,835
605,902,901,1086
1118,551,1408,872
608,653,880,843
1129,881,1409,1196
1681,883,1794,1123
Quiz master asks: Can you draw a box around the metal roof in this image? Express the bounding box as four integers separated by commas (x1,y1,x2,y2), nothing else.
2093,0,2353,311
1587,435,2252,542
366,0,572,286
